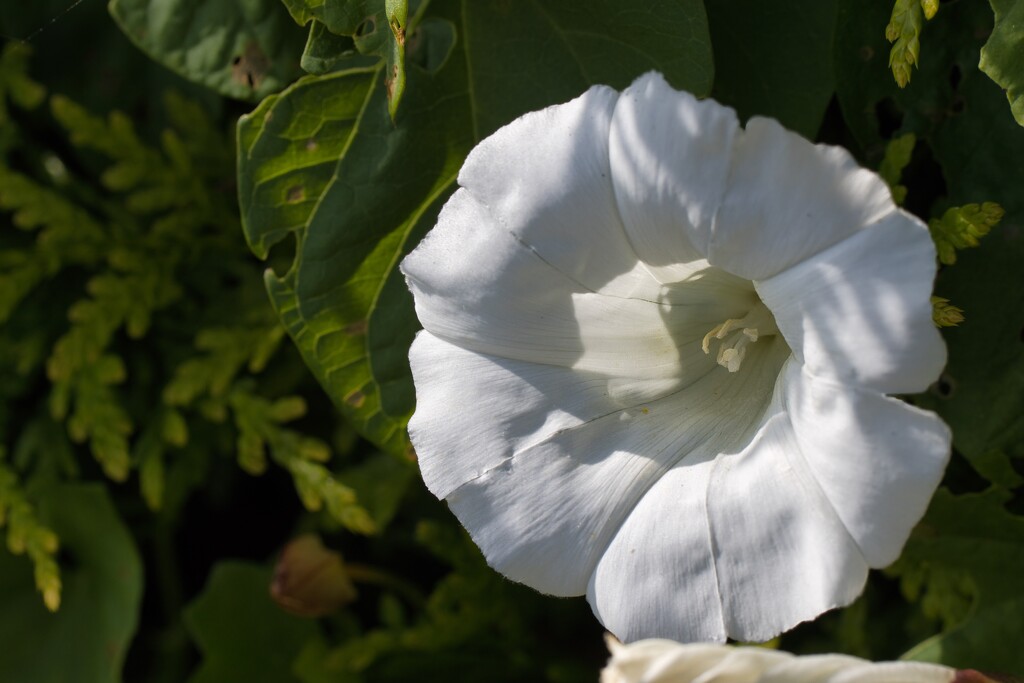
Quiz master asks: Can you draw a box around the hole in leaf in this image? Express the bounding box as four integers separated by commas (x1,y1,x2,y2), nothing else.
356,17,376,37
949,64,962,90
900,140,947,217
932,371,957,399
815,95,858,149
266,231,297,280
874,98,904,139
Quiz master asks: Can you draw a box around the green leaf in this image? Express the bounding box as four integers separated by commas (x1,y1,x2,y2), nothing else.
979,0,1024,127
0,483,143,683
967,450,1024,489
705,0,838,138
298,20,360,75
338,451,415,530
898,488,1024,673
461,0,712,139
283,0,412,117
928,202,1004,265
238,0,713,456
184,562,320,683
108,0,307,101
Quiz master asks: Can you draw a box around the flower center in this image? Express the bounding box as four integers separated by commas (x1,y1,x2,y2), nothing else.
701,300,779,373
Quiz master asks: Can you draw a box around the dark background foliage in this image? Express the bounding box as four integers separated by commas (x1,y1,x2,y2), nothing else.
0,0,1021,680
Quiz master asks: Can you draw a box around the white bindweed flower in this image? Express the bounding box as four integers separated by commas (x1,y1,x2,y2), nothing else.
601,637,966,683
401,72,951,643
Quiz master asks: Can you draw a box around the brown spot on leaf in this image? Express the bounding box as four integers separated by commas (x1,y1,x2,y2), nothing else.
390,16,405,45
344,320,368,336
385,63,399,100
305,138,318,152
285,185,305,203
231,42,270,91
345,390,366,408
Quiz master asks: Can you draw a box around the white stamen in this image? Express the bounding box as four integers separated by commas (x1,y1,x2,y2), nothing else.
702,302,778,372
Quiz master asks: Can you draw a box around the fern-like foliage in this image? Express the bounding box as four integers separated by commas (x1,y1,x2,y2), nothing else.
0,47,375,609
931,296,965,328
929,202,1004,265
886,0,938,88
0,454,61,611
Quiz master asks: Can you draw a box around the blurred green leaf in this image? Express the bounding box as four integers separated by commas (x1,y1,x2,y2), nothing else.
878,132,915,204
0,43,45,127
108,0,307,100
462,0,712,138
0,483,142,683
184,562,319,683
705,0,838,138
899,488,1024,673
238,0,713,457
979,0,1024,127
338,452,415,530
967,451,1024,489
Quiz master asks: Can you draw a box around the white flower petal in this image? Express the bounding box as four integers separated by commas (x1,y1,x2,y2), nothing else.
587,341,789,643
589,459,727,643
404,190,751,379
711,117,895,280
609,72,740,281
756,210,945,394
707,361,869,642
403,188,595,366
455,84,659,300
409,332,677,499
445,340,786,598
601,639,957,683
785,363,951,567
